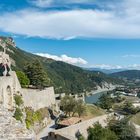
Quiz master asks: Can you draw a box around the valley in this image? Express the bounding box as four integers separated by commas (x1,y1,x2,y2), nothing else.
0,37,140,140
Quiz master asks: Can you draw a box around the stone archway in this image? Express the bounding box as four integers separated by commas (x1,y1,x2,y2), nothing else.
6,85,13,110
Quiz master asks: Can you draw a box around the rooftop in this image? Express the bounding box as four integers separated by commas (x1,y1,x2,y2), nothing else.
58,117,82,126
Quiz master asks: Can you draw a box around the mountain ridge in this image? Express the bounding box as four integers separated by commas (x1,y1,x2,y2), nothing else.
110,70,140,80
0,37,121,94
85,68,126,74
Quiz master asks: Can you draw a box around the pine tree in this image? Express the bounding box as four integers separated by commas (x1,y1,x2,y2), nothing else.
24,59,50,89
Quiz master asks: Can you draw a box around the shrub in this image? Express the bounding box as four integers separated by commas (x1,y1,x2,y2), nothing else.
14,95,23,106
25,107,49,129
14,107,23,122
25,107,34,129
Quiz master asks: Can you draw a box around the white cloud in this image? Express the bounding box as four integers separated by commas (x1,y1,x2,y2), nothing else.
122,54,140,58
29,0,94,8
91,64,123,70
29,0,53,8
35,53,88,65
0,0,140,39
125,64,140,70
91,64,140,70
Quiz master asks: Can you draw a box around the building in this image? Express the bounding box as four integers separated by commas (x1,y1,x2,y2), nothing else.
57,117,82,128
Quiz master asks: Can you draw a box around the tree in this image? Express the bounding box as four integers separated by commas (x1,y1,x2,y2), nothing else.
74,99,85,117
60,96,86,117
16,71,30,88
24,60,50,89
108,117,136,140
97,94,113,110
87,122,118,140
60,95,76,116
122,101,139,115
75,130,85,140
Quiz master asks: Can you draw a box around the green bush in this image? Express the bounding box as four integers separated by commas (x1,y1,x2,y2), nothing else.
25,107,34,129
14,108,23,122
25,107,49,129
16,71,30,88
14,95,23,106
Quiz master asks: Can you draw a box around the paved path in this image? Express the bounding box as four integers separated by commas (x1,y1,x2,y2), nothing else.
36,120,56,140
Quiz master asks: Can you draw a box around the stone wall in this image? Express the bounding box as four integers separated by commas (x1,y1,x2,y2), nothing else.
0,71,21,110
48,132,75,140
51,114,108,140
21,87,56,110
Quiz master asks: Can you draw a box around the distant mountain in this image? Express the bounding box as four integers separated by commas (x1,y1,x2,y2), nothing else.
110,70,140,80
0,37,121,94
86,68,125,74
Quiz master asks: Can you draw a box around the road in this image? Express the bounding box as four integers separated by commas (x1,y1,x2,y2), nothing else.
36,110,63,140
36,120,56,140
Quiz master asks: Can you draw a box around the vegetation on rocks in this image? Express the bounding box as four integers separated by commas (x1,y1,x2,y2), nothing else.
14,94,24,122
14,107,23,122
14,94,23,106
25,107,49,129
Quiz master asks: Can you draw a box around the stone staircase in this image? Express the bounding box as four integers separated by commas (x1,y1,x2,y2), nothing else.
0,107,35,140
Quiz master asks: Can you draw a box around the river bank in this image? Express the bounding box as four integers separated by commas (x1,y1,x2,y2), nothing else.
85,86,116,104
86,86,116,96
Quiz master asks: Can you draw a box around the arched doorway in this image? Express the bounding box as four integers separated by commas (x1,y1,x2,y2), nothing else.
6,86,13,110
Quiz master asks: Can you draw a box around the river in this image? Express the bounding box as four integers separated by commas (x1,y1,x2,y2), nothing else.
85,91,107,104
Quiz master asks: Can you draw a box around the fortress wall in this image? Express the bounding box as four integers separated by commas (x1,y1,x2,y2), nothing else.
52,114,108,140
0,71,21,109
0,71,21,93
11,71,21,92
21,87,56,110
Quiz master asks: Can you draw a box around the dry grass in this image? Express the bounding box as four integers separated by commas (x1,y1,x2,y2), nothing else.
131,112,140,125
82,104,105,120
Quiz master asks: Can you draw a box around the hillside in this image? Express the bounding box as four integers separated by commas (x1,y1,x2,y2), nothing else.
111,70,140,80
0,37,120,94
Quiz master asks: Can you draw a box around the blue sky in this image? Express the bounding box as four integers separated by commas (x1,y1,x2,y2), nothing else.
1,0,140,69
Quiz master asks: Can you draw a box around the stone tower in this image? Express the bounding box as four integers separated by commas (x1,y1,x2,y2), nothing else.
0,39,21,111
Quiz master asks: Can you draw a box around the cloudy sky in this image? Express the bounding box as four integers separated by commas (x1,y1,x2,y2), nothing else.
0,0,140,69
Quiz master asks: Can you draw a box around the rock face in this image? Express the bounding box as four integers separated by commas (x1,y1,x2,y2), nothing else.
0,39,36,139
0,107,35,140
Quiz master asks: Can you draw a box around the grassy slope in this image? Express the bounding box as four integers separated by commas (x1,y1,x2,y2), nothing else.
131,112,140,125
83,104,105,120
